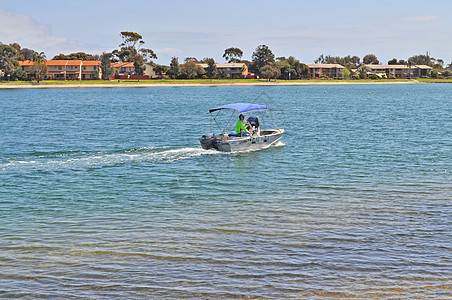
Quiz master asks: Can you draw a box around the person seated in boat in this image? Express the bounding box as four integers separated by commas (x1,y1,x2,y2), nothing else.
247,116,260,136
236,114,250,136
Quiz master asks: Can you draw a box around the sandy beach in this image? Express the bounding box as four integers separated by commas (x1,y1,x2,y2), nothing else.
0,80,422,89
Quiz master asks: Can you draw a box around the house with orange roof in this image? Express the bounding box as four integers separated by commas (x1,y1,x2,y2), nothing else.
80,61,101,80
18,60,35,80
306,64,345,79
112,62,135,75
18,60,35,72
19,60,102,80
364,64,432,78
111,62,156,79
197,63,248,79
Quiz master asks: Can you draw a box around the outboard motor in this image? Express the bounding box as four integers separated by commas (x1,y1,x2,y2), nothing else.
200,133,216,150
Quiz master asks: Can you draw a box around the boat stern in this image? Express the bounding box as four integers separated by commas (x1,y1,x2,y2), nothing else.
199,133,216,150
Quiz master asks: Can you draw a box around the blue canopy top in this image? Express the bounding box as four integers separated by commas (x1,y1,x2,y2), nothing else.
209,103,268,113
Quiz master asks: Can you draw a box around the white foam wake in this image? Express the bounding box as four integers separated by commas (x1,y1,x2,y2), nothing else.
273,141,286,147
0,147,220,173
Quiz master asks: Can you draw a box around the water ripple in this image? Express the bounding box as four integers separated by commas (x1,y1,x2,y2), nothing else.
0,85,451,298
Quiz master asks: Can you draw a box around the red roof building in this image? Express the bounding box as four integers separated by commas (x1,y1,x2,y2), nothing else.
19,60,101,80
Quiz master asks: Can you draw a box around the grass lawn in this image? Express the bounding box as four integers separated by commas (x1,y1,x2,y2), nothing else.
0,79,264,85
416,78,452,83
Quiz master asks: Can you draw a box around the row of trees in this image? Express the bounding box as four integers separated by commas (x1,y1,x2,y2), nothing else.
159,45,310,80
312,52,452,79
0,32,157,81
161,46,452,80
314,53,447,70
0,43,47,81
2,31,452,81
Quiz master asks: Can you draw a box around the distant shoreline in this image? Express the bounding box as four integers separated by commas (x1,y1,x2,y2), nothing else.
1,79,449,89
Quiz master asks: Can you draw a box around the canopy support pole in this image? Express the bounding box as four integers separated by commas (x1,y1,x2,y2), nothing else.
266,110,279,129
223,111,235,133
211,111,223,132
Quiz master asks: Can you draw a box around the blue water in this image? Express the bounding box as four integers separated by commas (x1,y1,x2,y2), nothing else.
0,84,451,298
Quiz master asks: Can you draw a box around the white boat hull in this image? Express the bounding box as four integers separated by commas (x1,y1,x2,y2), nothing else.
201,129,284,152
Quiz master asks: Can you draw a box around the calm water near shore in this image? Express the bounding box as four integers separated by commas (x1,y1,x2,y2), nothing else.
0,84,451,298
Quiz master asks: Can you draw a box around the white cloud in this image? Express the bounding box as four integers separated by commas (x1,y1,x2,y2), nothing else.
0,9,83,56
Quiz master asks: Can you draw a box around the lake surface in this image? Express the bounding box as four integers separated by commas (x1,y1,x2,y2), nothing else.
0,84,451,298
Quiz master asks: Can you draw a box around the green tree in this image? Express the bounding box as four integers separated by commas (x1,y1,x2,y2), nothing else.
349,56,361,68
314,54,325,64
260,63,280,81
52,52,96,60
342,67,351,78
280,57,295,80
357,66,368,79
314,54,360,69
430,69,440,79
299,63,309,78
140,48,157,63
0,44,19,80
12,61,27,80
112,31,157,80
9,43,36,61
251,45,275,77
30,61,47,82
53,54,69,60
9,43,21,55
204,58,217,80
133,54,146,81
388,58,398,65
277,56,309,80
20,48,36,61
283,56,302,79
223,47,243,63
153,65,168,79
100,52,114,79
120,31,143,48
407,53,445,69
363,54,380,64
184,57,198,63
168,57,181,79
181,61,205,79
432,58,444,69
408,54,431,66
33,51,46,62
113,31,157,63
29,51,47,82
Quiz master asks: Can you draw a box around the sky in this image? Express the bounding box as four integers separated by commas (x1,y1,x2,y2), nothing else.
1,0,451,65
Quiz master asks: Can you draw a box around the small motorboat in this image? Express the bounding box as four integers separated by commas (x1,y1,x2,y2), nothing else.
200,103,284,152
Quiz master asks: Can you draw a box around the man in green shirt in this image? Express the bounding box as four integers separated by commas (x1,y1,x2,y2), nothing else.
236,114,250,136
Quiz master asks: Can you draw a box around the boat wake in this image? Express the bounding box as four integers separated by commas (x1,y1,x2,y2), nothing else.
272,141,285,148
0,146,220,173
1,141,285,173
227,140,286,154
